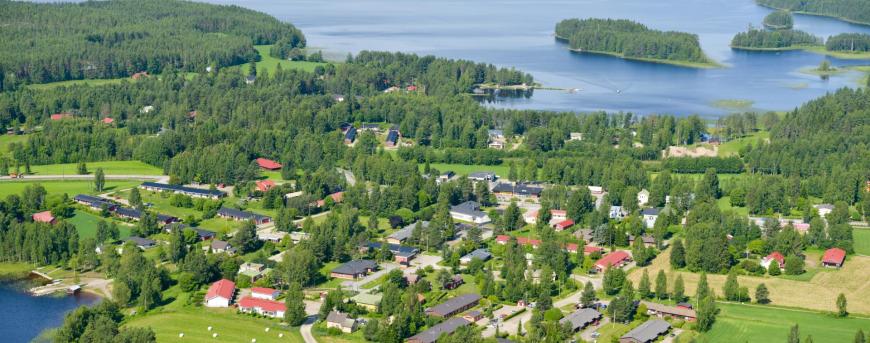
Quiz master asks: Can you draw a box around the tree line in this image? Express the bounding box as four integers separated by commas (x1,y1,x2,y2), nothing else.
731,28,821,49
756,0,870,26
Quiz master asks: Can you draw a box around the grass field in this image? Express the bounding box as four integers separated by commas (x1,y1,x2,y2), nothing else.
718,130,769,157
628,248,870,314
0,134,29,155
700,302,870,342
418,163,510,178
26,78,127,91
0,262,34,279
66,209,132,240
0,180,140,198
242,46,328,76
855,229,870,256
124,307,304,343
28,160,163,176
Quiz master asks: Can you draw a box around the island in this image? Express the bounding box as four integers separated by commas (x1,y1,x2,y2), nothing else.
730,28,821,50
554,18,719,68
763,10,794,30
757,0,870,26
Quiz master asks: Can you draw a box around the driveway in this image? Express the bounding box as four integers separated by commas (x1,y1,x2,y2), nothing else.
299,300,321,343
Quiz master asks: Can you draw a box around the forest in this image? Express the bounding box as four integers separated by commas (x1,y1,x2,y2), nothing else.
826,33,870,52
757,0,870,26
0,0,305,88
731,28,821,49
555,18,711,65
763,10,794,30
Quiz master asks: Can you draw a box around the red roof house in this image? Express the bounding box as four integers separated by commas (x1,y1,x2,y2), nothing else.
496,235,511,245
495,235,540,248
205,279,236,307
822,248,846,268
256,158,282,170
761,251,785,269
237,296,286,318
316,191,344,207
251,287,281,300
594,251,631,272
255,180,276,192
50,113,72,121
102,117,114,124
406,85,418,91
131,71,149,80
564,243,579,254
32,211,56,224
553,219,574,231
584,246,604,255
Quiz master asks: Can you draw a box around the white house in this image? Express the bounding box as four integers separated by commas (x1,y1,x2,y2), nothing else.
609,206,627,220
642,208,661,229
814,204,835,218
637,189,650,207
450,201,491,224
251,287,281,301
204,279,235,308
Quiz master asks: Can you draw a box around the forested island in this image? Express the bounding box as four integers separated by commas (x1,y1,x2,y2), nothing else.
826,33,870,52
757,0,870,26
763,10,794,30
554,18,718,68
731,28,821,50
0,0,305,88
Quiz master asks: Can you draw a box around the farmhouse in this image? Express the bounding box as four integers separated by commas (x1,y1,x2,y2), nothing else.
255,158,282,170
761,251,785,269
406,317,471,343
32,211,56,224
74,194,116,210
204,279,235,307
237,297,285,318
560,308,602,332
326,311,358,333
331,259,378,279
425,293,481,318
460,248,492,265
594,251,631,272
139,182,225,199
822,248,846,268
251,287,280,301
643,301,697,321
619,319,670,343
217,207,271,224
450,201,491,224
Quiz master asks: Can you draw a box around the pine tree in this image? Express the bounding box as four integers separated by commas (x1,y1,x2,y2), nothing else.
723,272,739,301
638,270,651,299
581,281,596,308
837,293,848,317
673,274,686,302
670,239,686,268
655,270,668,300
285,282,307,326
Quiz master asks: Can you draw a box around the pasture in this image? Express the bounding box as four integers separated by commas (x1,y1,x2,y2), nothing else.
67,209,132,240
28,160,162,176
243,45,328,75
124,308,304,343
0,180,140,198
701,302,870,342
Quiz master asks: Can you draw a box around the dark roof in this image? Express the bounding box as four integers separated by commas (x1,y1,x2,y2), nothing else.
407,318,470,343
492,182,543,196
461,249,491,262
365,242,419,257
560,308,601,331
127,236,156,247
74,194,115,207
332,259,378,276
140,182,225,197
217,207,271,221
641,208,661,216
450,201,487,217
156,213,179,223
115,206,142,218
344,126,357,141
426,294,481,317
390,221,428,241
385,129,399,143
621,319,670,343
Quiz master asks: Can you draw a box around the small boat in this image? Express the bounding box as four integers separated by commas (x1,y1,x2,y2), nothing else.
66,285,81,295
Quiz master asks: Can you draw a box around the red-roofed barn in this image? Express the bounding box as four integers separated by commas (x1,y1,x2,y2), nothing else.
822,248,846,268
205,279,235,307
256,158,282,170
32,211,56,224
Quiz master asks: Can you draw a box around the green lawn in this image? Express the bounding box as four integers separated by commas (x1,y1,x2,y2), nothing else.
0,180,140,198
0,262,34,279
124,307,304,343
418,163,510,179
0,134,29,155
242,45,328,76
716,197,749,216
718,130,769,157
66,209,132,240
26,78,127,91
701,302,870,342
28,160,162,176
854,229,870,256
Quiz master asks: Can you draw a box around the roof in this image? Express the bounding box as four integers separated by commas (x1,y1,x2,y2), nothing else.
595,251,631,269
127,236,155,247
391,221,428,241
255,158,282,170
823,248,846,265
621,319,670,343
332,260,378,276
350,292,382,305
256,180,276,192
326,311,356,328
251,287,279,296
450,201,487,217
205,279,235,301
385,129,399,144
628,234,656,244
814,204,835,210
495,235,541,247
407,317,471,343
643,301,697,318
555,219,575,229
344,127,357,141
491,183,543,196
765,252,785,265
461,248,491,262
140,182,225,197
237,296,285,312
560,308,601,331
32,211,55,223
468,171,496,179
211,239,232,250
585,246,604,254
641,208,661,216
115,206,142,218
365,242,419,257
217,207,271,221
102,117,114,124
74,194,114,206
426,293,481,316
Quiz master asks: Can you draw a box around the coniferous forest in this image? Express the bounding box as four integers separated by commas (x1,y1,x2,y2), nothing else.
757,0,870,25
731,28,821,49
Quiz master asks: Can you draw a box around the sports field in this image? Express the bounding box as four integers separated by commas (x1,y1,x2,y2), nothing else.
124,308,303,343
701,302,870,342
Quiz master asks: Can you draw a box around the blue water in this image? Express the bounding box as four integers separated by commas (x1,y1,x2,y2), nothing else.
204,0,870,116
0,282,99,343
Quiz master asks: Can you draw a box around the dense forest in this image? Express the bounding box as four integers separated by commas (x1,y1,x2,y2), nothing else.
555,18,710,65
731,28,821,49
763,10,794,29
826,33,870,52
0,0,305,88
757,0,870,26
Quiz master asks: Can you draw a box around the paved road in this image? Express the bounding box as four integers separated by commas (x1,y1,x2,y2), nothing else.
0,174,168,182
483,287,587,337
300,300,321,343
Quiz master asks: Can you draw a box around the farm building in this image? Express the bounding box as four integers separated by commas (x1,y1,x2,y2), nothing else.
204,279,235,307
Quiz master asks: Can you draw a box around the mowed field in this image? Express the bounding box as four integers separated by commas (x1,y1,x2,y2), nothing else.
417,163,510,178
0,134,28,155
67,209,132,240
28,160,163,176
855,229,870,256
628,248,870,314
242,45,328,75
0,180,140,198
124,308,304,343
700,302,870,342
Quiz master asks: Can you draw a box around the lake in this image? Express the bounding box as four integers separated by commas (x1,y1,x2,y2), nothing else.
0,281,99,343
205,0,870,116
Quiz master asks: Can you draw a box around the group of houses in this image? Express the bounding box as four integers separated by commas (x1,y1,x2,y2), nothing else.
74,194,180,225
204,279,288,318
338,123,402,147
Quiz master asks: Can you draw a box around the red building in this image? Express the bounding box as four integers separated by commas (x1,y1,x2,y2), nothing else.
594,251,631,272
256,180,276,192
32,211,56,224
255,158,282,170
822,248,846,268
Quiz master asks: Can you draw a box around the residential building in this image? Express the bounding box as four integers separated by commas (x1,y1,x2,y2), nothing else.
584,245,604,255
569,132,583,141
637,189,650,206
443,275,464,290
628,234,656,247
574,228,594,243
209,240,236,255
406,318,471,343
255,180,276,192
343,126,357,144
74,194,116,210
609,206,627,220
139,182,225,199
462,310,484,323
205,279,235,307
237,297,285,318
495,235,541,248
126,236,156,250
331,260,378,279
217,207,271,224
385,129,400,148
822,248,846,268
553,219,575,231
492,182,544,202
255,158,282,170
619,319,670,343
468,171,497,182
315,191,344,207
641,208,661,229
814,204,835,218
32,211,56,224
326,311,358,333
450,201,491,224
238,262,270,282
643,302,697,321
362,242,419,264
387,221,427,244
560,308,602,332
594,251,631,272
251,287,281,301
460,248,492,265
425,294,481,318
761,251,785,269
437,171,456,184
350,292,381,311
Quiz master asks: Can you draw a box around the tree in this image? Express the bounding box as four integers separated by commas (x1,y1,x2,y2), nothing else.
602,267,626,296
77,161,88,175
788,324,801,343
94,168,105,192
696,294,718,332
837,293,848,317
638,270,651,299
581,281,596,308
768,261,781,276
231,220,260,254
723,272,739,301
784,255,804,275
284,282,306,326
756,283,770,304
855,329,866,343
129,188,142,208
696,272,710,302
670,239,686,268
655,270,668,300
673,275,686,302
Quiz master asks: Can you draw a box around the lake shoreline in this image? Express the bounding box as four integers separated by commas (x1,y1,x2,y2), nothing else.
555,34,721,69
756,3,870,27
731,44,870,60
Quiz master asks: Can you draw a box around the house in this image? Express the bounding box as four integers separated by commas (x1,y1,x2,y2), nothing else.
343,126,357,144
131,71,149,80
553,219,575,231
350,292,381,311
289,231,310,243
74,194,116,210
587,186,605,196
443,275,464,290
492,182,544,202
50,112,73,121
437,171,456,184
385,129,400,148
362,242,419,264
102,117,115,124
114,207,178,224
255,158,282,171
139,182,225,199
450,201,491,224
326,311,358,333
468,172,497,182
641,208,661,229
245,75,256,85
643,301,697,321
406,318,471,343
560,308,602,332
488,129,504,140
251,287,281,301
574,228,594,242
165,223,216,241
460,248,492,265
406,85,418,91
237,297,285,318
387,221,427,244
814,204,835,218
594,251,632,272
425,293,481,318
315,192,344,207
462,310,484,323
637,189,650,206
488,140,505,149
822,248,846,268
495,235,541,248
205,279,235,307
330,260,378,279
238,262,270,282
258,231,287,243
619,319,670,343
569,132,584,141
209,240,236,255
32,211,56,224
217,207,271,225
584,245,604,255
126,236,156,250
628,234,656,247
761,251,785,269
255,180,276,192
609,206,627,220
564,243,580,254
